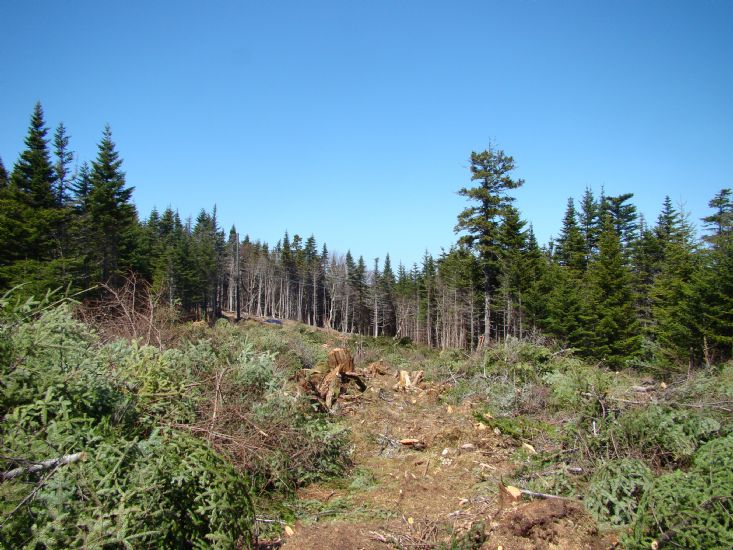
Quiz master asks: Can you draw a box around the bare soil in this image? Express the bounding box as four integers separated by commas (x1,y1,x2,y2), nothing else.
277,365,616,550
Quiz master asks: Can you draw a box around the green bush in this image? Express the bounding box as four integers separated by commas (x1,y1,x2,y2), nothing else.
0,299,256,548
611,406,721,465
543,362,616,416
483,338,555,384
585,458,652,527
626,435,733,549
0,431,254,548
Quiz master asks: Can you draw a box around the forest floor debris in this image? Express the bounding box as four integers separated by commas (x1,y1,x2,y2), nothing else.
280,358,614,549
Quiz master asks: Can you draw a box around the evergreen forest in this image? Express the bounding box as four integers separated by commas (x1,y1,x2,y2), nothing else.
1,104,731,548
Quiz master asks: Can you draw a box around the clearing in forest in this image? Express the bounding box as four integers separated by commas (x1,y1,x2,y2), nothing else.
275,354,613,550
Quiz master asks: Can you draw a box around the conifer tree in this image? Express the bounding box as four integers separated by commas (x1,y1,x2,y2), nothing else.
702,188,732,242
379,253,397,335
588,216,641,368
650,208,698,367
3,103,58,267
655,196,678,246
455,146,524,341
0,157,8,188
88,125,137,283
10,102,56,209
521,225,552,331
631,215,663,335
53,122,74,206
690,189,733,363
555,198,586,272
496,206,527,337
579,186,600,258
602,193,638,251
543,263,596,351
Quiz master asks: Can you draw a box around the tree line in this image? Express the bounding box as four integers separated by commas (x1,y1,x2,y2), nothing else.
1,104,731,369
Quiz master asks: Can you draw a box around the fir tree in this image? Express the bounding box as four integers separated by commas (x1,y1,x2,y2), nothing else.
631,216,664,336
3,104,58,266
688,189,733,363
655,196,679,245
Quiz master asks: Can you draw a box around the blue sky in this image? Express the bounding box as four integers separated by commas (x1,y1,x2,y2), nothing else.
2,0,731,267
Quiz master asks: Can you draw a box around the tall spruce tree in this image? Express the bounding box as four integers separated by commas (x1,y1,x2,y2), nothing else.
555,198,586,272
702,188,732,242
579,186,600,258
543,263,596,352
455,146,524,341
4,103,58,265
588,216,641,368
11,102,56,209
650,209,698,367
603,193,638,251
53,122,74,206
690,189,733,363
88,125,137,284
1,104,63,289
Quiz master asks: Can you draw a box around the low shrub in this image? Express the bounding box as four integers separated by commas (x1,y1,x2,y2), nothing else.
611,405,721,465
0,299,256,548
585,458,652,527
626,435,733,549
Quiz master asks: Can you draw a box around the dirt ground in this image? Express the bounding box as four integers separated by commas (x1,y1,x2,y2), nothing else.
274,363,616,550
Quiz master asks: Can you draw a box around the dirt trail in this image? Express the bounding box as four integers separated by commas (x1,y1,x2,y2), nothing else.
279,367,611,550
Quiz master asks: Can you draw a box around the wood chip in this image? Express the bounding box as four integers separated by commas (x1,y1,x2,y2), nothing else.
284,525,295,536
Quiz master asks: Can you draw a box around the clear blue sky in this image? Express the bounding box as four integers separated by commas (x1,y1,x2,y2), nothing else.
2,0,731,267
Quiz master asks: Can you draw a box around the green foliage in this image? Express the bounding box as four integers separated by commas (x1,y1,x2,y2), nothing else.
585,459,652,527
439,522,487,550
0,297,255,548
610,406,721,465
543,362,616,416
474,413,554,443
1,431,254,549
626,435,733,549
586,216,641,368
87,125,138,283
482,337,561,384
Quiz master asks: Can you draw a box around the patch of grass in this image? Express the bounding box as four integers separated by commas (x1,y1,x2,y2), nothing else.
348,467,379,491
473,411,558,443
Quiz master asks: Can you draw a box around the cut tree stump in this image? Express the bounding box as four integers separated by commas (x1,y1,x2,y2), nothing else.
300,348,366,410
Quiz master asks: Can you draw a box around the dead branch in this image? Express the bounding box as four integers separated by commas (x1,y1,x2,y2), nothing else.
519,488,579,501
1,452,86,482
